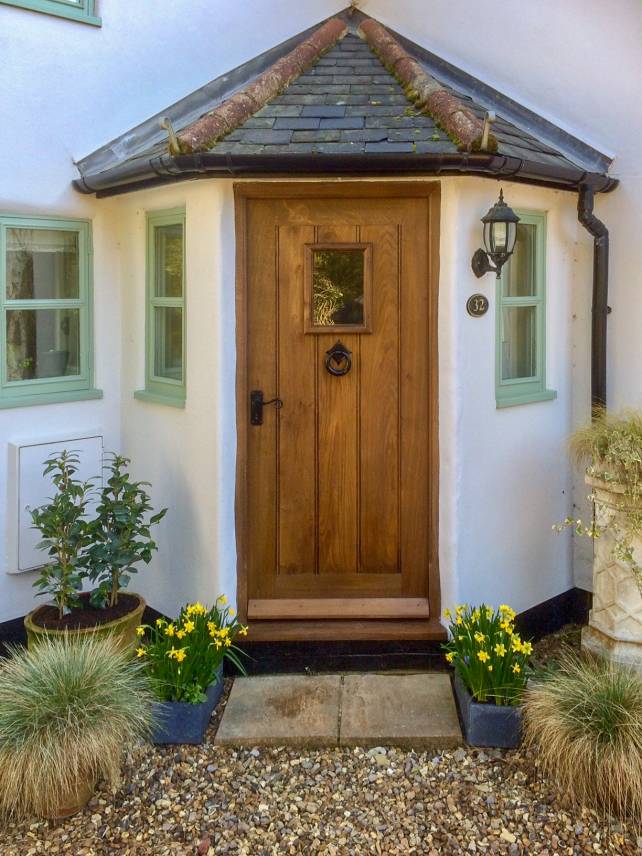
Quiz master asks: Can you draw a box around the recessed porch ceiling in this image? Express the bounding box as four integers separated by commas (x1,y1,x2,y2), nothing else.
73,8,617,197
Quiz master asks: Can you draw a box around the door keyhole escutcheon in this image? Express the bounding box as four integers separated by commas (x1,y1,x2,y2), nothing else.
325,340,352,376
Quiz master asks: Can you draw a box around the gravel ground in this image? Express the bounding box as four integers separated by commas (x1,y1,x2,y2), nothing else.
3,626,641,856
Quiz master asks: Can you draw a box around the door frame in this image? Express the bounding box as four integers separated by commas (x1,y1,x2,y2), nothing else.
234,181,443,641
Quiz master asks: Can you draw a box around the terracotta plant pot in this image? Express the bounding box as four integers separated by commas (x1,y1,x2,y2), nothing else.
48,777,96,820
24,593,146,654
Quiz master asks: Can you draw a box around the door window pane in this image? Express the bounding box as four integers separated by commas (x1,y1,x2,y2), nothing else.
154,224,183,298
312,248,365,326
6,308,81,381
154,306,183,381
503,223,536,297
6,228,79,300
501,306,536,380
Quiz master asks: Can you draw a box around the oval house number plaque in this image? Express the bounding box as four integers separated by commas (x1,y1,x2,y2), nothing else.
466,293,489,317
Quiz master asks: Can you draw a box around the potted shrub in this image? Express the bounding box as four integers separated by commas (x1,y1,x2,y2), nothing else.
137,596,248,744
523,654,642,827
443,603,532,748
0,635,153,820
25,452,167,651
555,410,642,669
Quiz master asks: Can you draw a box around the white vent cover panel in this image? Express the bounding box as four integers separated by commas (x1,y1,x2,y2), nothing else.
7,435,103,574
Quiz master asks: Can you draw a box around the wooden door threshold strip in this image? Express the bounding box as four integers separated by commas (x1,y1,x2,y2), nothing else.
248,597,431,620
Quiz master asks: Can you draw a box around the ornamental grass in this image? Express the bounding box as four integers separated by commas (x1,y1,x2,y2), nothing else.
136,597,248,703
0,635,153,819
443,604,532,705
523,654,642,828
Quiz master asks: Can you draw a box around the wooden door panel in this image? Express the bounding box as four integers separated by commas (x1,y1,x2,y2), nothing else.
243,190,435,620
359,223,400,575
277,224,316,579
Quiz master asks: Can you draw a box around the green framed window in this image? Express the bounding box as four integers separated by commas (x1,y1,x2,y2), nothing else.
0,0,101,26
496,210,556,408
0,214,100,409
135,209,186,408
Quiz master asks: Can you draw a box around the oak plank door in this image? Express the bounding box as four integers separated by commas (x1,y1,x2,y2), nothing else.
238,186,438,632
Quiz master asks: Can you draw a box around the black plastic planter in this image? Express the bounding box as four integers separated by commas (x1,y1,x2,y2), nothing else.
152,666,224,744
453,673,522,749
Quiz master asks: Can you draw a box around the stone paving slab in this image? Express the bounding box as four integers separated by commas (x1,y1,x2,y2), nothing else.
215,675,341,747
215,673,462,748
339,673,462,748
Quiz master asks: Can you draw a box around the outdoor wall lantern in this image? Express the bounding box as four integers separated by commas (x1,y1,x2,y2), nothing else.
471,189,520,278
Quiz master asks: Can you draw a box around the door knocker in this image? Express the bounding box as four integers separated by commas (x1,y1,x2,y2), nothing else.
325,340,352,376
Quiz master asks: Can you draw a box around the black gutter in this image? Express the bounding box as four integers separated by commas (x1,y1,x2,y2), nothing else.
578,185,610,408
73,152,618,198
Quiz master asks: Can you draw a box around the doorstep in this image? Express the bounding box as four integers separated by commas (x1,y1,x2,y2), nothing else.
215,673,462,748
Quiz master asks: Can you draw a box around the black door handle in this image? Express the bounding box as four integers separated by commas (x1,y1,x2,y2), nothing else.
250,390,283,425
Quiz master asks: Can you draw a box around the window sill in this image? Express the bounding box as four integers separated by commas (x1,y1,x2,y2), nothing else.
134,389,186,409
0,388,103,410
496,389,557,409
0,0,101,25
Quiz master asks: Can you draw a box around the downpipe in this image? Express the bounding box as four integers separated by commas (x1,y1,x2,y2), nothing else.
577,184,609,409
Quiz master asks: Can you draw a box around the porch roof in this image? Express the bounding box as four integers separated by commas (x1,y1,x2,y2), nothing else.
74,9,617,197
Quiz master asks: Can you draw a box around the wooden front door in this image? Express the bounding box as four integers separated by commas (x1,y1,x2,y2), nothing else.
236,183,440,636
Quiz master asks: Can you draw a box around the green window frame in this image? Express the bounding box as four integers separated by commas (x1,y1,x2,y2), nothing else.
0,0,100,26
496,209,556,408
0,214,100,409
135,209,186,408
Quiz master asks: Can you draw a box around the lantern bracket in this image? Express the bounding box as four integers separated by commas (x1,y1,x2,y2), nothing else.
471,247,499,278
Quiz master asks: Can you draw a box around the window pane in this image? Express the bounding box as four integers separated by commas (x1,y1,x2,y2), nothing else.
501,306,536,380
6,228,79,300
6,308,81,381
312,248,364,326
503,223,536,297
154,224,183,298
154,306,183,381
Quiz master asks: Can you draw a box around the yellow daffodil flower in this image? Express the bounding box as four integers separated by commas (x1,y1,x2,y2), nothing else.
136,647,145,658
184,619,195,633
176,629,186,640
167,647,179,659
521,641,533,656
214,640,222,650
487,665,493,672
512,664,521,674
165,623,176,637
474,632,486,644
477,650,490,663
494,643,506,657
444,609,452,619
456,616,463,626
218,626,230,638
239,626,248,637
511,637,523,652
174,648,187,663
445,652,455,663
156,618,164,627
229,608,236,618
217,594,228,606
136,626,145,637
485,608,494,620
224,638,232,647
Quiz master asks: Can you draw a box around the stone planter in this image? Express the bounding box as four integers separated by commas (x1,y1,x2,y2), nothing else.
151,666,224,744
581,475,642,671
453,673,522,749
24,592,146,654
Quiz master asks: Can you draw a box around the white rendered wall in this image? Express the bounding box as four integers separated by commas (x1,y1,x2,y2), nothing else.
2,0,638,621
